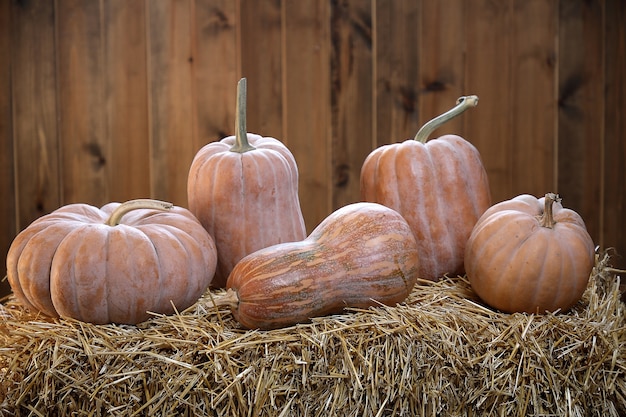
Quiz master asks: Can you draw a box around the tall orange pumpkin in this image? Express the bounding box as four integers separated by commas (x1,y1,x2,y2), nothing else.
360,96,490,281
187,79,306,287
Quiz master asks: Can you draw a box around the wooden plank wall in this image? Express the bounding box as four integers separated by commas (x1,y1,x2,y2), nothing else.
1,0,625,298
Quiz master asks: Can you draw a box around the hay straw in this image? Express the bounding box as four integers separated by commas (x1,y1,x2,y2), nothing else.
1,254,624,416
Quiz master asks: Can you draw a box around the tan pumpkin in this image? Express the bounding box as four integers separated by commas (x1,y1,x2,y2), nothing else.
6,199,217,324
217,202,420,330
464,193,595,313
187,78,306,287
360,96,490,281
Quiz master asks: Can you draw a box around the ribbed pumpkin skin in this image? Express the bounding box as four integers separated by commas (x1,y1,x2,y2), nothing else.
187,133,307,288
6,203,217,324
464,194,595,314
360,135,491,281
225,202,420,330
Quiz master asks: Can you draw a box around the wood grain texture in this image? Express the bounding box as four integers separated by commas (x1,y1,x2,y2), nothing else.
330,0,373,210
603,0,626,268
373,0,420,148
11,0,60,226
147,0,197,206
464,0,513,203
509,0,558,197
0,0,14,291
194,0,238,144
283,0,332,231
418,0,467,136
240,0,283,139
557,0,604,249
1,0,625,298
103,1,151,203
57,0,109,205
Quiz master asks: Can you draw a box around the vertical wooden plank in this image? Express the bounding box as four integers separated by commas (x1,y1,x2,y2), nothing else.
103,0,151,202
418,0,467,136
12,0,60,225
194,0,238,143
330,0,373,209
603,0,626,269
465,1,513,203
57,0,108,205
373,0,420,147
240,0,283,139
557,0,604,248
147,0,196,206
510,0,558,197
0,0,14,295
283,0,332,231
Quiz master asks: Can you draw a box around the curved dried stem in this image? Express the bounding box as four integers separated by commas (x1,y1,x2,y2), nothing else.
414,95,479,143
539,193,561,229
106,199,173,226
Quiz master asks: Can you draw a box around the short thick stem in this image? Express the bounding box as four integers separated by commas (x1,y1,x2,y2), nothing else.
229,78,256,153
106,199,173,226
210,288,239,310
414,95,479,143
539,193,561,229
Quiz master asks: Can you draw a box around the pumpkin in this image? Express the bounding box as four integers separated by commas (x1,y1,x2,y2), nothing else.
464,193,595,313
187,78,306,287
216,202,420,330
360,95,490,282
6,199,217,324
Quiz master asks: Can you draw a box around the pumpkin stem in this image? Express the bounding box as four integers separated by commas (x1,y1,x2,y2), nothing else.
539,193,561,229
229,78,256,153
106,199,173,226
210,288,239,310
414,95,479,143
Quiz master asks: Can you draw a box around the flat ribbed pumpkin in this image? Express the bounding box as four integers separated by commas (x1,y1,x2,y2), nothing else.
464,193,595,313
6,199,217,324
217,202,420,330
187,78,306,287
360,95,490,281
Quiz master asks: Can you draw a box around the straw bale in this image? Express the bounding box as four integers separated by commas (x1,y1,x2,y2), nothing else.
1,254,624,416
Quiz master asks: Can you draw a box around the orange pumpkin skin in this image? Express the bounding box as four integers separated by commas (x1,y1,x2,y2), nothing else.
464,194,595,314
224,202,420,330
6,201,217,324
187,133,307,288
360,134,491,281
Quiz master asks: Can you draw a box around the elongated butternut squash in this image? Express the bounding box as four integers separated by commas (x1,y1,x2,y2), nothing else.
217,202,421,330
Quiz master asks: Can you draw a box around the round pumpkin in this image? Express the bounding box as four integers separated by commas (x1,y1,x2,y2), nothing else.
464,193,595,313
360,96,490,281
220,202,420,330
6,199,217,324
187,78,306,287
